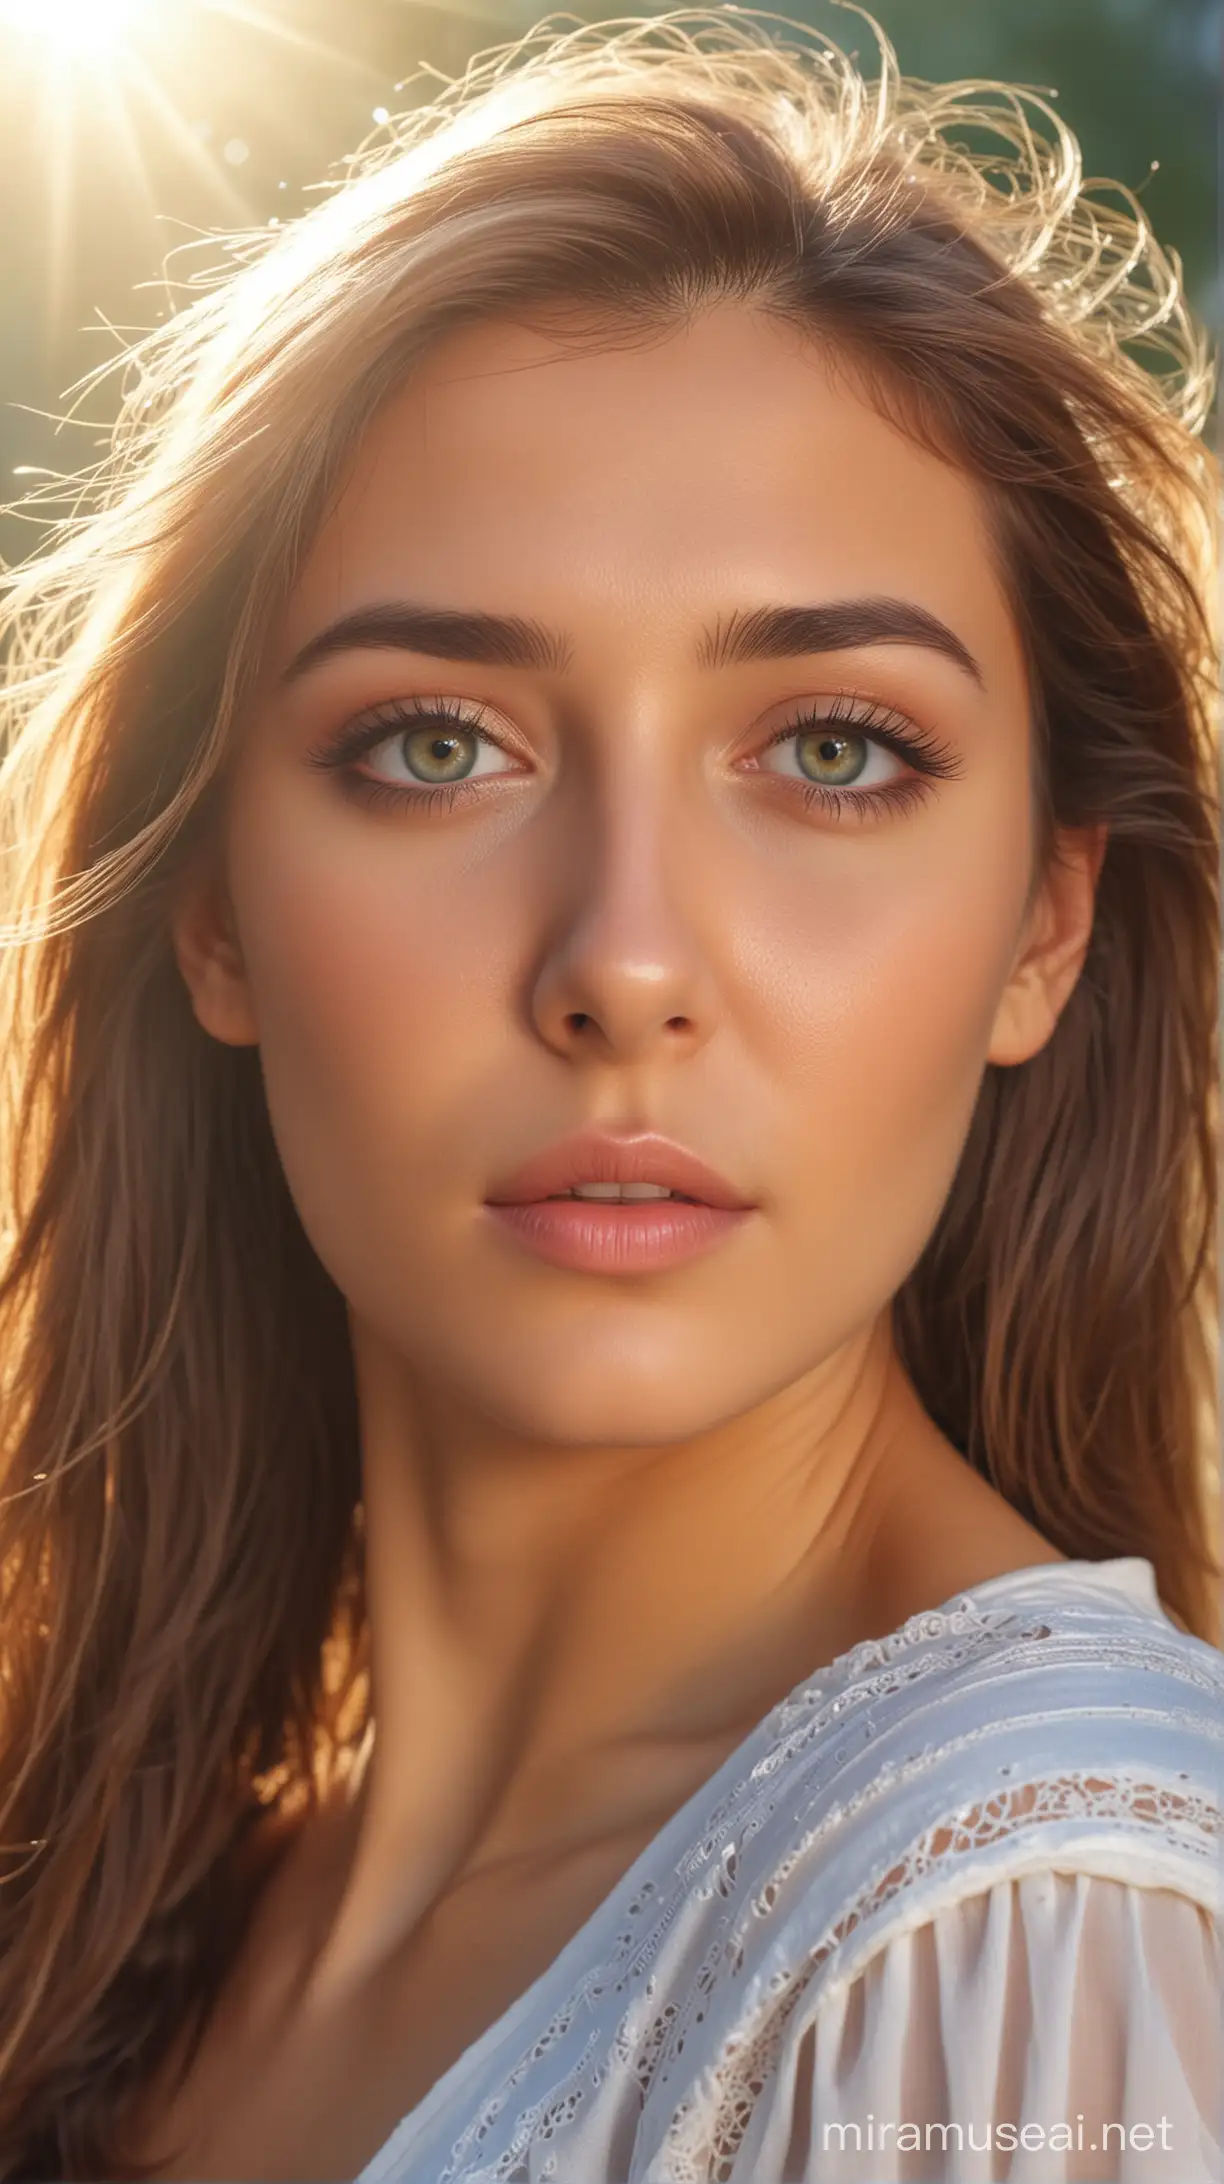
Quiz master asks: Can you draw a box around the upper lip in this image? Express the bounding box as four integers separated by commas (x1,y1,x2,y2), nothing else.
486,1130,755,1211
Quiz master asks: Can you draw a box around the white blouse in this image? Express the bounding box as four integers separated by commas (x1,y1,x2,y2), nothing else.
357,1559,1223,2183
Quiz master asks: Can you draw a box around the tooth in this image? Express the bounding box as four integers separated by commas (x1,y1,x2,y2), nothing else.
565,1182,678,1201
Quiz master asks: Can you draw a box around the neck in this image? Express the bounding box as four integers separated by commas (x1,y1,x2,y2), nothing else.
296,1308,1054,2005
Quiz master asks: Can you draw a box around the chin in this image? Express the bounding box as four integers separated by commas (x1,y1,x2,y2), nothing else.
467,1345,768,1449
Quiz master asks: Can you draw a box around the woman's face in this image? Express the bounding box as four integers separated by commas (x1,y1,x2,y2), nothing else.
179,302,1086,1445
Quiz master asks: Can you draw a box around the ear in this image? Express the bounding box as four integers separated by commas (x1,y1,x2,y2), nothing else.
171,843,260,1048
987,823,1108,1068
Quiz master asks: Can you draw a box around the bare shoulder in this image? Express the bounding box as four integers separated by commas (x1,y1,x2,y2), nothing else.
866,1423,1068,1635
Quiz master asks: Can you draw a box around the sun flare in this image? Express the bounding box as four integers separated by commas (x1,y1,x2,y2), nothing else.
0,0,145,53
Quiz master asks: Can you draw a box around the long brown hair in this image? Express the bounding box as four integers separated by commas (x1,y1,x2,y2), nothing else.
0,7,1218,2173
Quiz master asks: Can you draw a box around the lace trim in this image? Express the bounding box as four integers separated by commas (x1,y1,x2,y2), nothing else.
657,1769,1223,2182
417,1595,1222,2184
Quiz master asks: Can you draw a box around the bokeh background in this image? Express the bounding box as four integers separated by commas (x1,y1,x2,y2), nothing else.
0,0,1218,574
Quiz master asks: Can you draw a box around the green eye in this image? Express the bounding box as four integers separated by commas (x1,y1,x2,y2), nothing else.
794,731,869,787
400,727,482,783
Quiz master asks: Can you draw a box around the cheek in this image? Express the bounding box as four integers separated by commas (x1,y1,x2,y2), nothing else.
761,833,1028,1297
224,787,521,1268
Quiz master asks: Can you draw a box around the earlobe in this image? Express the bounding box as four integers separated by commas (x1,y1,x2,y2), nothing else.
986,824,1108,1070
170,851,260,1048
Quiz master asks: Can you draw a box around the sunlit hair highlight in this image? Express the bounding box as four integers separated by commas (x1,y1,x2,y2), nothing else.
0,8,1218,2174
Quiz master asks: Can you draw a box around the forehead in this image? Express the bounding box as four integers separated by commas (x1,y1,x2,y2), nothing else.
280,303,1020,677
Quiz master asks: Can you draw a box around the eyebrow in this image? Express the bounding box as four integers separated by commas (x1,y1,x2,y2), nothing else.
280,595,986,690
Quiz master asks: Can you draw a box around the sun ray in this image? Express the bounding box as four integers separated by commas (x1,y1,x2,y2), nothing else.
38,57,77,341
122,55,257,227
96,64,161,231
194,0,378,82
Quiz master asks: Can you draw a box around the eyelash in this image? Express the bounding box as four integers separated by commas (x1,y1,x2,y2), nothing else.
305,690,962,824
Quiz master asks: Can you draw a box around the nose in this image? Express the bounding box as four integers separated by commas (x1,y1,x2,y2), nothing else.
528,780,721,1068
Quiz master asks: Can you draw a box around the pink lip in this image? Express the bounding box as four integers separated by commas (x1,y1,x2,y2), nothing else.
484,1196,753,1274
485,1129,753,1213
484,1130,756,1275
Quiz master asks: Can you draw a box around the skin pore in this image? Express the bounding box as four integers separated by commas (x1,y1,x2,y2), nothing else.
151,300,1101,2180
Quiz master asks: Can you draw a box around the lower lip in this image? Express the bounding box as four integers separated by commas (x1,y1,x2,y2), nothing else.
484,1197,754,1273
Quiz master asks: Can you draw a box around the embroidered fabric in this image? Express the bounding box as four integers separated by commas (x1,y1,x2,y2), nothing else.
356,1561,1224,2184
653,1771,1222,2183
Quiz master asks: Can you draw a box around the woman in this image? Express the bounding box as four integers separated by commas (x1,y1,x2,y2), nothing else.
0,7,1219,2179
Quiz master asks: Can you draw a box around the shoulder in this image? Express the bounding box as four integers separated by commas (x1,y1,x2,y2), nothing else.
750,1557,1222,1921
645,1565,1224,2181
653,1562,1221,2098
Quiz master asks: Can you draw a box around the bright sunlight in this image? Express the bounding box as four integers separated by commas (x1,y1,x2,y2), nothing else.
0,0,146,52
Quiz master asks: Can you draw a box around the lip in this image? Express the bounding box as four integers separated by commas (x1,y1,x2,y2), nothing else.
484,1195,753,1275
485,1129,754,1212
483,1129,756,1276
